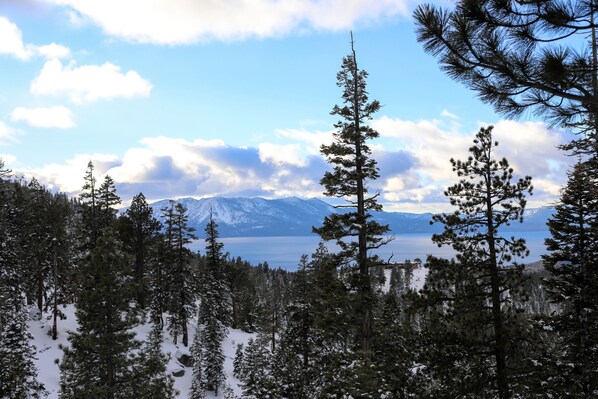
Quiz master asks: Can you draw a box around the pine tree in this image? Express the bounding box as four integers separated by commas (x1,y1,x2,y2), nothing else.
233,343,245,379
148,235,170,330
267,255,315,398
372,292,414,398
162,201,198,346
0,298,45,399
189,327,206,399
0,174,45,398
543,160,598,397
238,337,275,399
78,161,99,248
59,229,141,399
190,214,229,396
307,244,352,395
225,256,254,330
286,254,313,370
23,178,52,315
47,192,74,340
425,126,533,399
96,175,121,228
122,192,161,309
313,32,389,359
138,322,177,399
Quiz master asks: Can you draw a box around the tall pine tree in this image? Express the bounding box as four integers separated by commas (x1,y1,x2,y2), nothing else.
424,126,533,399
59,229,142,399
162,201,197,347
122,192,161,309
313,32,389,359
190,213,229,397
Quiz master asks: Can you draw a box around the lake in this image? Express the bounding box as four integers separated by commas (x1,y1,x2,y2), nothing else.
194,231,551,271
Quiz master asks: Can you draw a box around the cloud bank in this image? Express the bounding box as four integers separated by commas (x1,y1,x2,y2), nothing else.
42,0,409,44
14,116,569,212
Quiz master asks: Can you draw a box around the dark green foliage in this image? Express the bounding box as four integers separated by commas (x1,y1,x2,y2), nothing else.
162,201,198,347
97,175,121,229
414,0,598,134
137,322,177,399
543,160,598,397
120,192,162,309
233,343,245,379
59,229,141,399
256,268,287,352
0,300,45,399
225,256,257,331
237,337,275,399
0,169,45,398
313,33,389,358
46,192,75,340
191,215,229,396
78,161,100,248
267,255,314,398
372,292,415,398
147,237,171,330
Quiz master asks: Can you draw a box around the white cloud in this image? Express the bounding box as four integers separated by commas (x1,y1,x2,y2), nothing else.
258,143,306,167
0,17,71,60
11,106,75,129
36,43,71,59
42,0,409,44
275,128,334,155
441,109,459,120
30,59,153,103
0,16,35,60
0,121,22,145
20,153,120,193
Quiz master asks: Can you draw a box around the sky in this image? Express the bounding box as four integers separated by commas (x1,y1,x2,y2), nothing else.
0,0,572,213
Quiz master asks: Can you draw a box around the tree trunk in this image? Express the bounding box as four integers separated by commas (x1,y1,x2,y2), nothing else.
135,229,145,309
485,165,510,399
351,32,372,360
182,290,188,347
52,244,58,340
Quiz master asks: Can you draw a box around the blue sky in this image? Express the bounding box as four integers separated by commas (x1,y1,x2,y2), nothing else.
0,0,570,212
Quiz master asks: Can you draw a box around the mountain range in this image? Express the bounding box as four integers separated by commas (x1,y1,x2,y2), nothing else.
138,197,555,238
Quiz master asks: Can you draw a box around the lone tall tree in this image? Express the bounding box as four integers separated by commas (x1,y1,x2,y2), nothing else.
314,33,389,358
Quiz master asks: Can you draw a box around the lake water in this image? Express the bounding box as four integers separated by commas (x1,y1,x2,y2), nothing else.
194,231,551,271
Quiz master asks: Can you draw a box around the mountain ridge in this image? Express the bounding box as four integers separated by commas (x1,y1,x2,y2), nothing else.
136,196,553,238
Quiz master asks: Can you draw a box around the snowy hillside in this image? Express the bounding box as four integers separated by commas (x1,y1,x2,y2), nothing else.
28,306,254,399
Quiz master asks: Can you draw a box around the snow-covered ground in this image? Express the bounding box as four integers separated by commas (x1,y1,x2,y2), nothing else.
29,267,428,398
28,305,254,398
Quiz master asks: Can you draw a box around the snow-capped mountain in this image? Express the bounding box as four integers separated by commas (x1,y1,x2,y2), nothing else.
137,197,553,238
